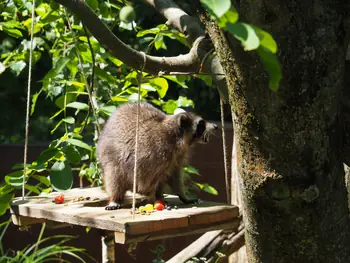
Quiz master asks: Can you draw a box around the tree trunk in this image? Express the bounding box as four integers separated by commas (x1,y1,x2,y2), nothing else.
200,1,350,262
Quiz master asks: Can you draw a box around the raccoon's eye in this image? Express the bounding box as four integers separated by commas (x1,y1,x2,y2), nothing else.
196,119,206,137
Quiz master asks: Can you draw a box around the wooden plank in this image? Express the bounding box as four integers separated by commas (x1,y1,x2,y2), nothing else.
11,214,46,226
118,218,241,244
10,187,239,244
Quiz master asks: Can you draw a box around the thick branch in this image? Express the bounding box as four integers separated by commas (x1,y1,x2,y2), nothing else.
167,221,244,263
143,0,204,44
56,0,204,75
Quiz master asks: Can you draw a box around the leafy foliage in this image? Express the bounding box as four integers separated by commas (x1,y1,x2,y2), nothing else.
0,0,220,216
0,221,94,262
200,0,282,91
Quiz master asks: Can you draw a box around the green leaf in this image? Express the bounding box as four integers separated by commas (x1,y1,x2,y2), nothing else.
62,116,75,124
196,183,218,195
227,23,260,51
25,184,41,195
108,56,123,66
63,145,81,165
253,26,278,54
55,94,76,109
5,171,25,188
0,183,15,196
150,78,169,98
37,147,59,164
111,96,129,102
184,166,200,175
217,7,239,27
0,62,5,74
163,75,189,89
32,175,50,187
50,161,73,191
85,0,98,11
66,102,89,111
99,105,117,116
177,96,194,108
0,193,14,216
54,57,71,74
66,138,92,151
31,91,41,115
10,61,26,76
154,35,166,50
3,28,23,38
256,47,282,91
162,100,177,114
201,0,231,18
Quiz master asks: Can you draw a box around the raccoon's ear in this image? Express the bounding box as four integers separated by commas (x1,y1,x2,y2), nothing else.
176,113,191,130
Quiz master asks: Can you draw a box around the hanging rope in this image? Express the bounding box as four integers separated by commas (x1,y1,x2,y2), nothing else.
22,0,36,200
220,98,230,203
131,52,146,219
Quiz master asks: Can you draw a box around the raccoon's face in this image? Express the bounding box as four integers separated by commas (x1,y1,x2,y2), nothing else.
174,109,218,145
191,117,218,144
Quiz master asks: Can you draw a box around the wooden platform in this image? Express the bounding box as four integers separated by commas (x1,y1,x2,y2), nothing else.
10,187,239,244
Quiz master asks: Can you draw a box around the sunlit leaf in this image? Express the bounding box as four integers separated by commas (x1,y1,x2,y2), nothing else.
99,105,117,116
5,171,26,188
227,22,260,51
201,0,231,18
2,28,23,38
253,26,278,54
25,184,41,194
10,61,26,76
150,78,168,98
184,166,200,175
66,138,92,151
256,47,282,91
62,116,75,124
0,62,5,74
66,102,89,111
32,175,50,187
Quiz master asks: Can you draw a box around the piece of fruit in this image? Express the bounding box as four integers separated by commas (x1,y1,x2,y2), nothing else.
138,205,145,212
119,6,136,23
54,194,64,204
154,199,165,205
154,203,165,211
144,204,154,211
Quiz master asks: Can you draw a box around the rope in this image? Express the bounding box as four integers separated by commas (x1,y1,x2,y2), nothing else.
220,98,230,203
22,0,36,200
131,52,147,219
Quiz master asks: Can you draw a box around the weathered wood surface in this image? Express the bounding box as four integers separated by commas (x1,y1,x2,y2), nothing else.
10,187,239,244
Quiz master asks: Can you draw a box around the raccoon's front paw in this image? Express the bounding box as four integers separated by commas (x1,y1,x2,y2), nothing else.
105,201,121,210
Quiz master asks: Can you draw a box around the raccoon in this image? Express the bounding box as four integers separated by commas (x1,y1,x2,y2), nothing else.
97,102,217,210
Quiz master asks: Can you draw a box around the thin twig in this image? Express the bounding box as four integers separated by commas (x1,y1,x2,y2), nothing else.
64,9,101,136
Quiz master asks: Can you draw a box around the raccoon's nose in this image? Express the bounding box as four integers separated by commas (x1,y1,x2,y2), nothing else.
213,124,218,130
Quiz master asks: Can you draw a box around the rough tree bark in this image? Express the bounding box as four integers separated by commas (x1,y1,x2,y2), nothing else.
198,0,350,262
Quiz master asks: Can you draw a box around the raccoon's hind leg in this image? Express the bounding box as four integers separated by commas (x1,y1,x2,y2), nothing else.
102,163,127,210
169,167,198,205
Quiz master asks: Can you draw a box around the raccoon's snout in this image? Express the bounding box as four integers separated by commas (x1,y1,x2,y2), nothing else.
199,122,217,144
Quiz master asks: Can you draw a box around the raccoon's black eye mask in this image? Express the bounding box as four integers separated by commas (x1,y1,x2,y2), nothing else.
193,119,206,140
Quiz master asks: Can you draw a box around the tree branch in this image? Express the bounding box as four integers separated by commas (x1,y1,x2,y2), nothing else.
166,220,244,263
142,0,204,44
55,0,205,75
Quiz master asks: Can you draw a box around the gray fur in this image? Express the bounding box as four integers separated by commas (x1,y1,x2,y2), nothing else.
97,102,217,210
